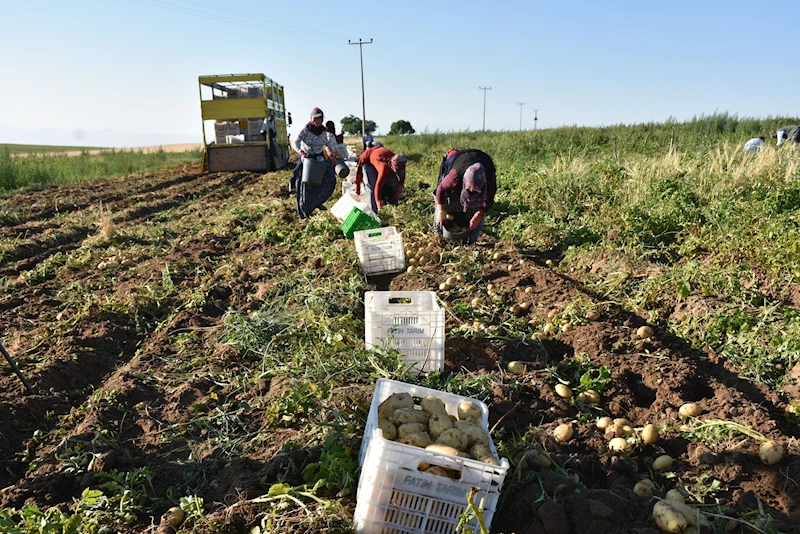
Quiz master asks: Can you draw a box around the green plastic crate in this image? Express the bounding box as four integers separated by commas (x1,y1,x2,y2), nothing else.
342,206,380,239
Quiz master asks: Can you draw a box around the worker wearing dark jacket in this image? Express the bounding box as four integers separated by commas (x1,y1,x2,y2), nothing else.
772,125,800,147
434,149,497,244
355,146,407,213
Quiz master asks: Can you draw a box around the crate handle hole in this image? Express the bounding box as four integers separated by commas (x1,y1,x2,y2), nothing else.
389,298,412,304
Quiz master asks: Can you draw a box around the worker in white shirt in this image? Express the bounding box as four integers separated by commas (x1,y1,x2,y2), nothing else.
771,125,800,147
744,136,765,153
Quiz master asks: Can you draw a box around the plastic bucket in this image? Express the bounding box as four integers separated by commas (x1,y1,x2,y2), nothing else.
302,157,327,186
335,162,350,179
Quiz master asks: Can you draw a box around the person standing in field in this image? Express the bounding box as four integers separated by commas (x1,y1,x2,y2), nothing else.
433,149,497,245
744,136,765,153
355,145,407,213
771,125,800,147
291,107,339,219
362,127,374,151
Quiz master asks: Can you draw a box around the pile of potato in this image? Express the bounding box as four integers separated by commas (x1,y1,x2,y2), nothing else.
376,392,499,467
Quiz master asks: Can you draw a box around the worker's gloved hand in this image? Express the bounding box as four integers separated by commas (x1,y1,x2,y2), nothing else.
299,151,307,158
469,211,486,231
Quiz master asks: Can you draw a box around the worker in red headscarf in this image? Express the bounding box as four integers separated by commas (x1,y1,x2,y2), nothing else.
355,145,407,213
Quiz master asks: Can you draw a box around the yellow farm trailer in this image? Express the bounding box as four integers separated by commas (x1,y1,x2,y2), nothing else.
198,73,291,173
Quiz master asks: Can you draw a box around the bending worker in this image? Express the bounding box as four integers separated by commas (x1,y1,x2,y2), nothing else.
434,148,497,245
772,125,800,147
355,144,407,214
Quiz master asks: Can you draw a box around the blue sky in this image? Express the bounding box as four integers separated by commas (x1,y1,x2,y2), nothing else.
2,0,798,147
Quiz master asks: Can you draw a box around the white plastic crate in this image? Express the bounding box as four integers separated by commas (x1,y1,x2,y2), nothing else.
364,291,444,374
354,378,509,534
331,191,377,223
355,226,406,277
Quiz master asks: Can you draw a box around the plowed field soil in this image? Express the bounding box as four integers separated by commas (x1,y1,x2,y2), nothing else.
0,163,797,534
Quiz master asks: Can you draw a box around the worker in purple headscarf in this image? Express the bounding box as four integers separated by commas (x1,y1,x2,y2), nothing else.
433,149,497,244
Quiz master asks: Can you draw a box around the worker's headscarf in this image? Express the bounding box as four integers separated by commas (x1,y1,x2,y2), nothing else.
390,154,407,180
461,163,487,210
307,107,325,135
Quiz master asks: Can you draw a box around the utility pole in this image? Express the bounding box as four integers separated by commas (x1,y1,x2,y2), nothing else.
517,102,526,132
349,38,373,137
479,86,491,131
533,108,540,130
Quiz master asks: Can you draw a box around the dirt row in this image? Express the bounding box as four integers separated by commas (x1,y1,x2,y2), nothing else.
0,165,798,533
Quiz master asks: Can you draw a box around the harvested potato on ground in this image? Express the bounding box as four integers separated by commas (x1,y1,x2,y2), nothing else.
519,449,551,470
665,489,684,503
436,428,469,451
390,407,429,426
454,420,490,446
507,361,527,374
652,500,688,533
378,392,414,419
653,455,674,471
678,402,702,417
759,440,785,465
428,413,454,440
641,424,660,444
399,432,433,448
555,384,573,399
608,437,629,452
378,419,397,440
162,507,185,529
634,479,656,498
458,401,481,421
397,422,428,439
596,416,613,430
553,423,574,443
666,501,711,529
421,396,449,417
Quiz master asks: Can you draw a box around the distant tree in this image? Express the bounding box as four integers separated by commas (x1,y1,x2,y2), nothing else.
340,115,378,135
388,120,415,135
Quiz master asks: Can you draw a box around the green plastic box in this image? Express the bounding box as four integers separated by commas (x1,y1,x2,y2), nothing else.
342,206,380,239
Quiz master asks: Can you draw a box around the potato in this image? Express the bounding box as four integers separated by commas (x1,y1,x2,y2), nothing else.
390,407,430,426
678,403,702,417
641,424,660,444
397,422,428,439
608,437,629,452
596,416,613,431
634,479,655,498
666,501,711,529
428,413,454,440
458,401,481,421
653,455,674,471
586,309,601,321
553,423,574,443
637,325,653,339
759,440,785,465
519,449,551,470
436,428,469,451
399,432,433,448
425,444,460,456
454,420,490,446
421,396,449,417
555,384,573,399
469,443,494,461
665,489,684,504
378,392,414,419
162,507,185,529
613,418,633,427
507,361,527,375
579,389,601,405
378,418,397,440
652,500,688,533
423,465,450,477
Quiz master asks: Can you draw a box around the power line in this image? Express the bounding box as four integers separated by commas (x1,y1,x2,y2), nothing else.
479,87,491,131
517,102,526,132
349,39,373,137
